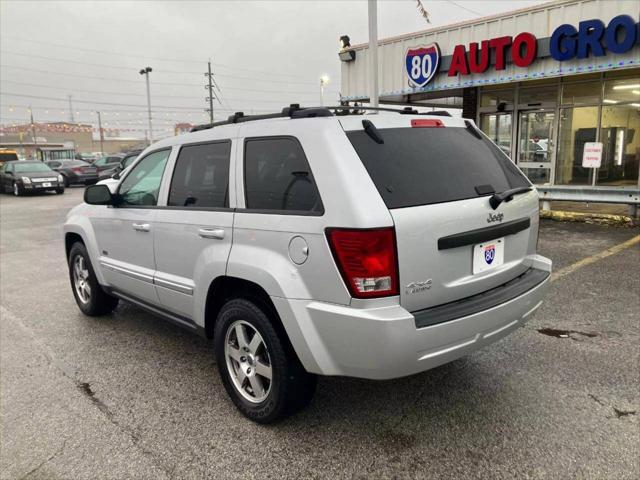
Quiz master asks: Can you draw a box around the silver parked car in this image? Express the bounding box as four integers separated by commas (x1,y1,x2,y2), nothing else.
63,106,552,423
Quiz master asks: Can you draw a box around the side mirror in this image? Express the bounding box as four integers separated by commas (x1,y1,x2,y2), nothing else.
84,184,114,205
111,172,121,180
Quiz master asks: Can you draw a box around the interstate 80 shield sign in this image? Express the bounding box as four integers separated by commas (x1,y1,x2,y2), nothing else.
405,43,440,88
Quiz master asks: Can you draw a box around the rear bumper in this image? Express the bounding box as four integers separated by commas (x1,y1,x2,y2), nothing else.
274,255,551,380
66,173,98,184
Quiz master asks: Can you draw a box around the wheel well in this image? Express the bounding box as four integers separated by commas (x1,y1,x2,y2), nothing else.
204,276,284,341
65,233,84,258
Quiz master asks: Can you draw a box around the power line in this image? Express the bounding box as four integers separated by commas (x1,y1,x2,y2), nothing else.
445,0,483,17
2,50,325,86
2,35,314,79
1,65,339,94
0,79,329,102
1,92,202,110
1,102,274,114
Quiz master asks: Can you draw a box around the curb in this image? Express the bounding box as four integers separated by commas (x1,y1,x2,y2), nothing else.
540,209,637,227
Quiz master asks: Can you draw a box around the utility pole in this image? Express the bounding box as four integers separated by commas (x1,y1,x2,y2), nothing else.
368,0,379,108
68,95,75,123
205,60,215,123
29,106,38,160
96,111,105,155
139,67,153,144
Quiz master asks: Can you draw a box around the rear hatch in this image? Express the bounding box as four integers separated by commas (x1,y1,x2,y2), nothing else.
342,115,538,313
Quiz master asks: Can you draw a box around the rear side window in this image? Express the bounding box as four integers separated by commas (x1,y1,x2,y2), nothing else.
168,141,231,208
347,127,529,209
244,137,323,214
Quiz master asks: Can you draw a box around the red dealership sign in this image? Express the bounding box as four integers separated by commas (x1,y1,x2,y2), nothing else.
448,32,537,77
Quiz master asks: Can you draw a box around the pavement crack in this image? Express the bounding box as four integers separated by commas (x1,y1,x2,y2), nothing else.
588,393,605,406
0,306,174,480
613,407,637,418
18,439,67,480
537,327,598,339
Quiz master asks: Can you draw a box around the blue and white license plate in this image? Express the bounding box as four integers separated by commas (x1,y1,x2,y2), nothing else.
473,237,504,274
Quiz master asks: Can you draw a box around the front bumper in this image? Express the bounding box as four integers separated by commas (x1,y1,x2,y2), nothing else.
274,255,551,380
23,181,62,191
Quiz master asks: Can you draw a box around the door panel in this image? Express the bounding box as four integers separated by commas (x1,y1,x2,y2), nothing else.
154,210,234,319
153,140,235,320
93,148,172,303
93,208,159,303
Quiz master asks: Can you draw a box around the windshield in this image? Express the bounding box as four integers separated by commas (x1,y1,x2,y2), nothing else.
347,126,529,209
14,162,53,173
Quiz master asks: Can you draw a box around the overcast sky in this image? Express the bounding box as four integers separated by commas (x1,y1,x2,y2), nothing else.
1,0,547,138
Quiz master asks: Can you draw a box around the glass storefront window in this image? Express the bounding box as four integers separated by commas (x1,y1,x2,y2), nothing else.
555,107,598,185
597,105,640,186
480,113,512,158
603,77,640,104
519,86,557,105
480,88,514,107
561,81,601,106
517,111,554,164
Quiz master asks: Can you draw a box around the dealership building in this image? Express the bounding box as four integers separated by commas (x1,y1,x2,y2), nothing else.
339,0,639,189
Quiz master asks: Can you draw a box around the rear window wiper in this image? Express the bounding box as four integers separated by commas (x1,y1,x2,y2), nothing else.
362,119,384,144
489,186,532,210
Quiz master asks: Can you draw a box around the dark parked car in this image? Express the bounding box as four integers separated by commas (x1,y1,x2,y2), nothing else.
45,160,98,187
1,161,64,196
97,150,142,180
92,155,124,174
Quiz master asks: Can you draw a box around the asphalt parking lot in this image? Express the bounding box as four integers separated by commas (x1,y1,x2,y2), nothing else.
1,188,638,480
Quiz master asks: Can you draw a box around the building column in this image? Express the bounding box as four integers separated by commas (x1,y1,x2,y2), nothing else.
462,87,478,121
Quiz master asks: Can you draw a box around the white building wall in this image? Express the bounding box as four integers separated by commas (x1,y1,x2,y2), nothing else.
341,0,639,101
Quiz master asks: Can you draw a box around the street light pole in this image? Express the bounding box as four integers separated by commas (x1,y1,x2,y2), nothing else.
139,67,153,144
96,111,104,155
320,75,330,106
368,0,379,109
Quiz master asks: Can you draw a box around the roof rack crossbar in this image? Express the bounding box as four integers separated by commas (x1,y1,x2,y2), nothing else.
189,104,450,132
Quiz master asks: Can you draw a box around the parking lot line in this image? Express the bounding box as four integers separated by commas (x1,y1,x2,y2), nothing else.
550,234,640,283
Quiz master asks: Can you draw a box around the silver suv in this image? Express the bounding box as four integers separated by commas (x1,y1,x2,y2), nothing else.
64,106,552,423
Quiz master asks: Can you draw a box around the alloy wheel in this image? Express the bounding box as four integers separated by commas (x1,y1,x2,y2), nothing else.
13,183,18,196
224,320,273,403
72,255,91,304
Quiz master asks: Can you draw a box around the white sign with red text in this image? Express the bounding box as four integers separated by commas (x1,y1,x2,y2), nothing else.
582,142,603,168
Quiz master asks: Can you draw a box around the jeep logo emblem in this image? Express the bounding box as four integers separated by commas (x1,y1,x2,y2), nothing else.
487,213,504,223
406,279,432,294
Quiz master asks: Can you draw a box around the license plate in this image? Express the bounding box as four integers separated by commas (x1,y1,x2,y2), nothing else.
42,182,51,187
473,237,504,274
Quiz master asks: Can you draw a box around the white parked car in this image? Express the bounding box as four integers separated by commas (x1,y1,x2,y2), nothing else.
64,106,551,423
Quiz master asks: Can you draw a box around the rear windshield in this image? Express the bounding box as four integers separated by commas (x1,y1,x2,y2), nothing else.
347,126,529,209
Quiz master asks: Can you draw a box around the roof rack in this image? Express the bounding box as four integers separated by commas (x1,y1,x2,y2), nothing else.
189,104,448,132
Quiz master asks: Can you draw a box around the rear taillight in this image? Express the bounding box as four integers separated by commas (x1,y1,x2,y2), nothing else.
72,167,83,173
326,227,399,299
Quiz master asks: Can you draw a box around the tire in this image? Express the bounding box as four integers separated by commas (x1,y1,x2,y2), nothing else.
62,175,69,188
214,298,316,424
68,242,119,316
55,188,65,194
13,182,22,196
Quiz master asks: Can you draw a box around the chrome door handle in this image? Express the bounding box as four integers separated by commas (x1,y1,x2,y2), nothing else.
198,228,225,239
132,223,150,232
